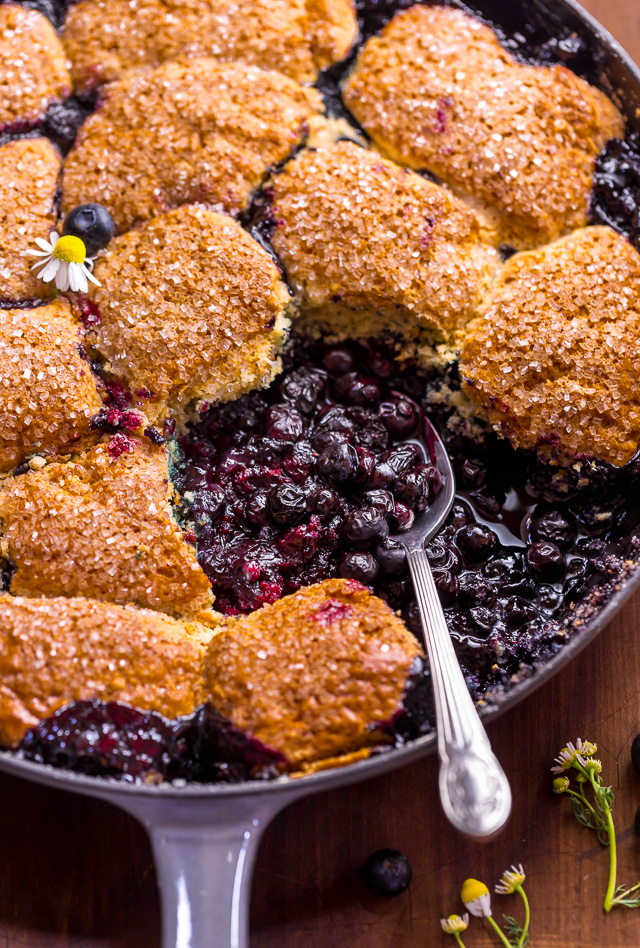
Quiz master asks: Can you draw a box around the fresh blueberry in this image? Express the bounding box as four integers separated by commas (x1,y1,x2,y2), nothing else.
343,507,389,545
62,204,116,257
632,733,640,775
361,850,412,897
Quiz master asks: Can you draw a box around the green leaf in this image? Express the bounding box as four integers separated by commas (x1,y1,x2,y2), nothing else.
502,915,529,947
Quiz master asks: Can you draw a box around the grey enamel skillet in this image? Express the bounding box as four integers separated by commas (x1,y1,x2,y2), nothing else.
1,2,639,946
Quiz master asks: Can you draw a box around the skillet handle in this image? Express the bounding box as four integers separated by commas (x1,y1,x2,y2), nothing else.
118,794,295,948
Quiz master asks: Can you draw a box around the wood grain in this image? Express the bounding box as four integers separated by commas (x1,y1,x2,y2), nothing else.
0,2,639,945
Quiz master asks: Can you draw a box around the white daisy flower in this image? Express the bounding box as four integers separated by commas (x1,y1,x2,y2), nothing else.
441,913,469,934
495,864,526,895
461,878,492,917
551,738,597,773
23,231,101,293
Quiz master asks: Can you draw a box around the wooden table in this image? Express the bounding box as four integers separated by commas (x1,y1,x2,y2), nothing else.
2,2,640,945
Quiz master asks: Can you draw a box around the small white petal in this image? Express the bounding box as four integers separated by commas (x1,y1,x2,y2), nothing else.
31,255,52,271
35,236,53,251
40,258,60,283
56,262,70,291
84,264,101,286
69,262,88,293
24,248,51,257
49,231,60,246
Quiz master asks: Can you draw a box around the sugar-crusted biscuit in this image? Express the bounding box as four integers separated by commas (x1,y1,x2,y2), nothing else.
0,439,214,616
269,141,500,342
205,578,422,766
63,0,356,91
459,226,640,466
0,6,70,129
342,5,624,249
0,138,60,302
83,204,292,426
0,593,214,747
0,299,102,473
61,59,324,233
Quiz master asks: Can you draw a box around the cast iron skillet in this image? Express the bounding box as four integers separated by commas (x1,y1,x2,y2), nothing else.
1,2,640,946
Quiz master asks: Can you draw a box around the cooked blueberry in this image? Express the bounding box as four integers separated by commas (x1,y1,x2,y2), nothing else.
456,457,487,490
268,484,307,526
316,442,359,484
363,489,395,521
374,539,406,575
244,493,271,527
322,344,356,376
458,573,495,606
264,404,303,442
366,460,396,490
306,487,340,518
394,464,441,512
361,850,412,897
530,508,577,550
526,541,565,581
424,537,461,573
456,524,498,564
337,550,380,585
343,507,389,545
354,416,390,452
432,568,459,604
382,443,422,476
448,502,471,530
334,373,383,405
390,502,414,533
62,203,116,257
280,366,326,413
311,406,355,452
190,486,226,524
379,398,418,438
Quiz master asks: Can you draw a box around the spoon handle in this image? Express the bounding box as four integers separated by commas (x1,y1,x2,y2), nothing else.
406,548,512,838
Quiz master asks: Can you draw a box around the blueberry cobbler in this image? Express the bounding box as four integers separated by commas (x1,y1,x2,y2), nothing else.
0,0,639,783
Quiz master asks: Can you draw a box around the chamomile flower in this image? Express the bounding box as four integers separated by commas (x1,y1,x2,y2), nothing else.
495,864,526,895
461,878,492,917
441,913,469,934
551,738,597,773
24,231,101,293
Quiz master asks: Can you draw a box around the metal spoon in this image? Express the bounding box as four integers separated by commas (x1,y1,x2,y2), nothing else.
394,417,512,839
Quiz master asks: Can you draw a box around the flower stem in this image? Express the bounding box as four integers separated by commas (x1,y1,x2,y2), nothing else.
603,807,618,913
486,915,513,948
454,934,467,948
516,886,530,946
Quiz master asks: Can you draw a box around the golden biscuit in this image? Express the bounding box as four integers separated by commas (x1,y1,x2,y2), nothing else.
0,6,70,128
61,59,324,232
63,0,356,90
0,299,102,473
0,138,60,301
83,204,292,426
460,226,640,466
0,439,214,616
343,5,624,249
205,578,423,766
270,141,500,342
0,593,214,747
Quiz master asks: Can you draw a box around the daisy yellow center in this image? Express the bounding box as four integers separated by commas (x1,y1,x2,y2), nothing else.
461,878,489,903
52,235,86,264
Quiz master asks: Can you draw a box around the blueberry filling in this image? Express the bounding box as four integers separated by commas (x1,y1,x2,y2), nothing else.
18,700,287,783
177,337,640,707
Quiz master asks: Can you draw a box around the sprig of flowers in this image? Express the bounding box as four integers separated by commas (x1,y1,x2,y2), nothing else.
440,867,530,946
552,738,640,912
